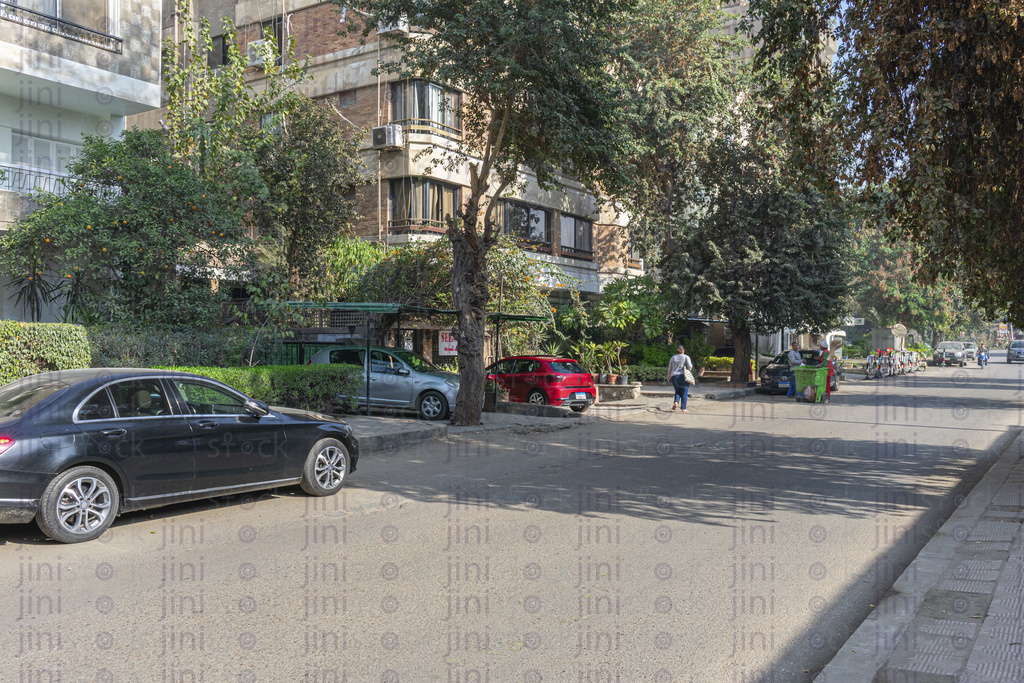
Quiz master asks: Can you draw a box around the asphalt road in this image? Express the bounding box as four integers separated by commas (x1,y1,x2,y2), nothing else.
1,352,1022,683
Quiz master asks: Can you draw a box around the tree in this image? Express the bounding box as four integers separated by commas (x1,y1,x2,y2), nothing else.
344,0,633,424
662,96,852,382
852,225,974,345
249,94,365,296
319,235,386,302
748,0,1024,325
612,0,746,255
0,130,247,325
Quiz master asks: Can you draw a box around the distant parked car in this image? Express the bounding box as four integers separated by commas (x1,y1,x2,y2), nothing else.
1008,339,1024,363
931,341,966,366
962,342,977,360
486,356,595,412
307,346,459,420
0,369,358,543
759,350,837,394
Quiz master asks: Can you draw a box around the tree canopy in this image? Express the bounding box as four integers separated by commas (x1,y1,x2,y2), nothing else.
748,0,1024,324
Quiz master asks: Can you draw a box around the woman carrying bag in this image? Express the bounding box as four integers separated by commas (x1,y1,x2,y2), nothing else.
667,345,695,413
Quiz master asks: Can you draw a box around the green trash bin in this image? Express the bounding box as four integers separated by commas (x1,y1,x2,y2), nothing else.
793,366,829,403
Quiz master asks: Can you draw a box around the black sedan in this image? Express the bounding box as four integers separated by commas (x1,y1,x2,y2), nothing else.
0,369,358,543
759,350,838,394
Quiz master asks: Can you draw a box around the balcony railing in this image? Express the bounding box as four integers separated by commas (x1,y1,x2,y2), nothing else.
391,118,462,139
389,219,448,235
626,257,643,270
0,164,71,196
514,239,552,255
560,245,594,261
0,2,123,53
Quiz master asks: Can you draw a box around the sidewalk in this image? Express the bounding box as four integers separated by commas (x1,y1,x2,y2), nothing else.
817,429,1024,683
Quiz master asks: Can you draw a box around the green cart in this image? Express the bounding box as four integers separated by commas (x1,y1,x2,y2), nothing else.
793,365,830,403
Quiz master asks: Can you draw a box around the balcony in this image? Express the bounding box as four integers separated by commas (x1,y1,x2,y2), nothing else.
514,239,552,255
388,219,448,235
0,2,123,53
560,245,593,261
0,164,70,196
390,118,462,140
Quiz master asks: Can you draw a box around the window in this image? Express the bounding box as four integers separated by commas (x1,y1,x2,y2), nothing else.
559,215,593,258
12,132,82,174
390,81,460,135
498,201,550,249
16,0,114,35
511,360,540,374
338,90,357,108
261,17,284,58
77,389,115,421
0,380,67,420
370,351,403,374
330,349,365,366
390,178,459,231
175,381,246,415
108,380,171,418
208,35,229,68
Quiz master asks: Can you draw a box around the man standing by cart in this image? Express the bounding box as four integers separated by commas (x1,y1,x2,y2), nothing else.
785,340,803,397
818,340,834,399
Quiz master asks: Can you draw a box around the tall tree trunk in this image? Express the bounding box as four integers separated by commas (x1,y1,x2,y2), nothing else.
730,318,752,383
449,208,491,426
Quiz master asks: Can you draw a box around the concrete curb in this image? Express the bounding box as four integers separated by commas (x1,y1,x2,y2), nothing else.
354,423,449,455
495,402,580,419
813,427,1024,683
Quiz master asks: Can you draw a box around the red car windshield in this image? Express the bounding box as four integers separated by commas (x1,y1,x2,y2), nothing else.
548,361,587,374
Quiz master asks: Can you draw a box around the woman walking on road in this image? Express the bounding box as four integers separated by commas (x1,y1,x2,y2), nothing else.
667,345,694,412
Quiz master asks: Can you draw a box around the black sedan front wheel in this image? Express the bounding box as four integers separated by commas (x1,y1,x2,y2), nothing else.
301,438,351,496
36,466,120,544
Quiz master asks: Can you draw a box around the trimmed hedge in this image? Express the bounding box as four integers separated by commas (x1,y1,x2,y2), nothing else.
161,364,363,414
88,325,283,368
0,321,91,385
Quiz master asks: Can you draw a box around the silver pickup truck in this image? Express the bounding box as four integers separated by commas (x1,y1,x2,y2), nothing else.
931,341,966,367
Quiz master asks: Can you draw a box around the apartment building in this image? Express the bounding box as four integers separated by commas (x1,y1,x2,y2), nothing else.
0,0,163,319
134,0,643,304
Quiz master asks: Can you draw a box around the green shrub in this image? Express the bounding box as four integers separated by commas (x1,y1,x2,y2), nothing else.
0,321,90,385
89,325,284,368
633,343,674,366
705,356,736,370
159,364,363,413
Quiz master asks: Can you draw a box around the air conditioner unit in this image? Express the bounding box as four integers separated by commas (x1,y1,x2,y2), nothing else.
377,16,409,35
371,124,404,150
247,39,269,67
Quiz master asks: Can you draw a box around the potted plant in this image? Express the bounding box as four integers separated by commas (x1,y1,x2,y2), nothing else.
571,341,601,384
685,333,714,379
600,341,629,385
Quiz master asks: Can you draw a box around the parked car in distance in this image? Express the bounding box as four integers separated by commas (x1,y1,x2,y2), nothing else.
759,350,838,394
486,356,595,412
1008,339,1024,363
0,369,358,543
931,341,966,366
307,345,459,420
962,342,977,360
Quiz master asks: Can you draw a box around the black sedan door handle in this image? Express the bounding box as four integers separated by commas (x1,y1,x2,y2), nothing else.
101,428,126,437
198,421,218,429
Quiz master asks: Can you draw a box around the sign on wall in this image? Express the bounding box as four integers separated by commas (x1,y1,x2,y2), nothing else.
439,331,458,356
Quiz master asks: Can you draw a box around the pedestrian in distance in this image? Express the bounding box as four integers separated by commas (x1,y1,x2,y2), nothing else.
786,341,803,397
667,344,694,413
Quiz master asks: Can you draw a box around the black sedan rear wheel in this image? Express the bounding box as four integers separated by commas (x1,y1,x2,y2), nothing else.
36,466,120,544
300,438,351,496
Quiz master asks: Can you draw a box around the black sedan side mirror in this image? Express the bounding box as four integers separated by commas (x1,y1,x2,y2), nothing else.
244,399,270,417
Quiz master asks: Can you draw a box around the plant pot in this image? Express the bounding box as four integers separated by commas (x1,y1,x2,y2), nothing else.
616,375,629,385
483,393,497,412
697,367,705,377
599,374,609,384
591,373,600,384
607,374,619,384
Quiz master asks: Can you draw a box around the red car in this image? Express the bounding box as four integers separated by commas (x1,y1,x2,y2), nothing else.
486,356,596,412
